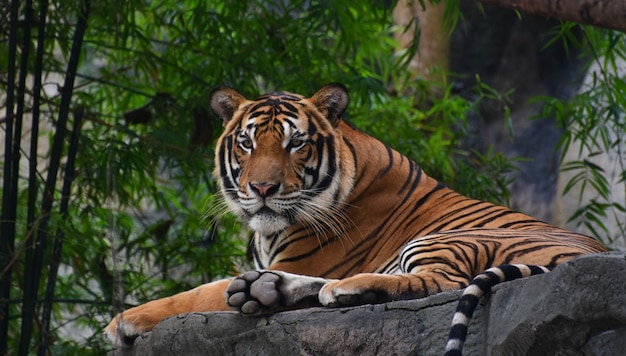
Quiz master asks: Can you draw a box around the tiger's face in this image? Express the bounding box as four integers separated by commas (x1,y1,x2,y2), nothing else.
210,84,352,236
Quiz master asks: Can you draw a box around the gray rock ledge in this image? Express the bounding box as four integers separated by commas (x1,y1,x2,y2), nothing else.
111,252,626,356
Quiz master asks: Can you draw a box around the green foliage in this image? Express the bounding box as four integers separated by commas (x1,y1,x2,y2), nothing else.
536,26,626,248
0,0,525,354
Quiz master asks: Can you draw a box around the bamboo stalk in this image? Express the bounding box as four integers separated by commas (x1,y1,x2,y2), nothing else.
18,1,91,354
38,107,84,355
16,0,40,351
27,1,51,352
27,0,49,243
0,0,23,353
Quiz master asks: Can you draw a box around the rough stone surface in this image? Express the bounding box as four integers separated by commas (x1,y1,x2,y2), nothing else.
110,253,626,356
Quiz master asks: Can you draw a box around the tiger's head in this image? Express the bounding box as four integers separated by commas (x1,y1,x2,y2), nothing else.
210,84,354,237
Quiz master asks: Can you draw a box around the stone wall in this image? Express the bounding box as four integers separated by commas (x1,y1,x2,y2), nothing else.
111,253,626,356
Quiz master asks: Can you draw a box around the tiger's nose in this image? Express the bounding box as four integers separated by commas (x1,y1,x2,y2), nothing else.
250,182,280,198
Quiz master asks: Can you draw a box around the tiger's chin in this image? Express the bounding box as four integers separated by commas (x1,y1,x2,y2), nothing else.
248,212,290,236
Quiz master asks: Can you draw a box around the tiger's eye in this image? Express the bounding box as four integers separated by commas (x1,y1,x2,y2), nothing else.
240,138,253,150
289,138,303,147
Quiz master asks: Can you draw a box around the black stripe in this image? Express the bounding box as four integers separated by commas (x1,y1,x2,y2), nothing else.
405,252,469,278
313,137,336,191
529,265,549,274
336,248,371,278
398,160,418,194
448,323,469,342
375,145,395,179
281,101,299,114
498,265,523,281
252,241,265,268
422,202,496,232
414,182,447,211
322,236,376,277
342,137,357,174
472,209,518,227
248,110,267,120
456,294,480,319
499,219,544,229
401,182,449,232
470,272,497,293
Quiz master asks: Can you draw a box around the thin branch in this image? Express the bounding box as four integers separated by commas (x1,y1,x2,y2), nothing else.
75,71,155,98
475,0,626,33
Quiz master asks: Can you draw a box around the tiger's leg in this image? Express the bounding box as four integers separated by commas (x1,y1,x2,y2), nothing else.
226,265,468,312
318,270,468,306
227,236,477,311
226,270,335,314
318,236,477,306
318,229,601,306
104,278,232,347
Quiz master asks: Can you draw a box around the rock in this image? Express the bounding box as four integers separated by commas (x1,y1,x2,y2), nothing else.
110,253,626,356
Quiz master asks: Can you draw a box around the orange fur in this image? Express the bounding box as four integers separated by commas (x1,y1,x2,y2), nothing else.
105,279,232,344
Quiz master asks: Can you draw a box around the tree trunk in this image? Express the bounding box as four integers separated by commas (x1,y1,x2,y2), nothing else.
475,0,626,33
393,0,449,85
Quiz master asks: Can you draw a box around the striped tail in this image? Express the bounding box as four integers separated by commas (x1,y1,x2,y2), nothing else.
444,264,550,356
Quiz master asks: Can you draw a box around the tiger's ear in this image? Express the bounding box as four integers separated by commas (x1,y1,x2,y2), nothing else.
209,86,247,125
310,83,349,127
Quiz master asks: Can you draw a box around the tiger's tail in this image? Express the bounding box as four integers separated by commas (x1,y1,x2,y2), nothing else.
444,264,551,356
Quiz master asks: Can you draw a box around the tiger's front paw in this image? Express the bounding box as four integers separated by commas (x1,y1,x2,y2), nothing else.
226,271,282,314
104,312,152,347
318,275,392,307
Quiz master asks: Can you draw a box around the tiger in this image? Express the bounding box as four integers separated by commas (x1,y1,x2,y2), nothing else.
104,83,607,354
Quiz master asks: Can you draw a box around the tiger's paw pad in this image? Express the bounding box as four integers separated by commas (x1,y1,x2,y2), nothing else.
319,282,389,307
226,271,282,314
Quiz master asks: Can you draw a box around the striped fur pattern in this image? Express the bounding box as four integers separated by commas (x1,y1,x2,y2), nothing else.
104,84,607,348
444,264,550,356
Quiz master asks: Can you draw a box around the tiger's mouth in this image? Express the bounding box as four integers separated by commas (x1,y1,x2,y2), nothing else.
247,206,291,236
245,206,277,217
256,206,279,217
